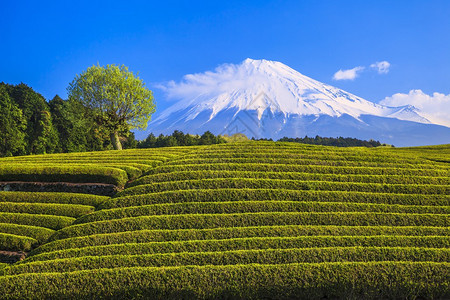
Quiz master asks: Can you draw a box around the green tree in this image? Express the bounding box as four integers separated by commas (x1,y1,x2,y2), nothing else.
138,133,157,148
122,132,138,149
199,131,226,145
0,86,26,156
49,95,69,150
1,83,60,154
30,110,60,154
67,64,156,150
49,95,107,152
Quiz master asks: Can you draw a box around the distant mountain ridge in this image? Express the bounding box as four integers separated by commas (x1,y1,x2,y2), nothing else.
144,59,450,146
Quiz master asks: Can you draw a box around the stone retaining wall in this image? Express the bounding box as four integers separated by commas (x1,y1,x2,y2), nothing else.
0,182,118,196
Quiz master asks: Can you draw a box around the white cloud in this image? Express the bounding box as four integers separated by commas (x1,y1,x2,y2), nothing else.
333,60,390,80
370,61,390,74
332,66,365,81
157,61,275,102
380,90,450,127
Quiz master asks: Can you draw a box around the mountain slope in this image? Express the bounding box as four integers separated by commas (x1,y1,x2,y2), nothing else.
145,59,449,146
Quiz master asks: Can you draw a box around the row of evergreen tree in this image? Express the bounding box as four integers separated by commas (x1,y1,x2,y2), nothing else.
137,130,226,148
276,136,384,147
0,83,135,157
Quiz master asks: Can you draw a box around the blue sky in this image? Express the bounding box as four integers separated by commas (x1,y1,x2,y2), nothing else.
1,0,449,115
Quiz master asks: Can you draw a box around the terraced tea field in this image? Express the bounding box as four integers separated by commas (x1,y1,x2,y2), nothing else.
0,142,448,299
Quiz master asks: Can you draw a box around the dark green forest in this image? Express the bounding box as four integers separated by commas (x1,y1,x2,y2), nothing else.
277,136,385,147
0,83,122,156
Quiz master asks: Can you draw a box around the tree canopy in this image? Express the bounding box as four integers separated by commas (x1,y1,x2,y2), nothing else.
0,83,59,155
67,64,156,150
138,130,227,148
0,85,26,156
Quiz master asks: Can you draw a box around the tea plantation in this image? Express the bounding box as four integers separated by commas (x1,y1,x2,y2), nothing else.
0,142,448,299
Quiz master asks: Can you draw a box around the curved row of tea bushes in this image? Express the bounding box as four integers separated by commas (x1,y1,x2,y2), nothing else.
51,212,450,240
1,159,163,170
25,236,450,262
0,262,447,299
162,157,448,169
0,224,54,243
187,143,447,162
1,148,185,161
178,151,431,164
146,163,450,177
105,189,450,208
0,166,128,187
31,225,450,255
75,201,450,224
129,170,449,187
0,148,187,167
2,163,144,181
0,202,94,218
3,247,449,276
117,178,450,197
0,192,108,206
0,213,75,230
0,233,37,252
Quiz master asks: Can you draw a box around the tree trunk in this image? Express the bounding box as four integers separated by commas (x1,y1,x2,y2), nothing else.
110,131,122,150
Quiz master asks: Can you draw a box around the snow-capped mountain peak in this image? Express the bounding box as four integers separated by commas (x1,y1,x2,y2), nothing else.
144,59,449,146
155,59,428,123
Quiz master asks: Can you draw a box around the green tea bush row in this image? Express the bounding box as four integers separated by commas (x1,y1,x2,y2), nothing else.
189,147,388,155
117,178,450,197
27,236,449,262
4,154,172,162
102,165,141,180
2,158,166,168
105,163,156,172
51,212,449,240
107,163,155,174
0,213,75,230
0,166,128,187
0,192,108,207
163,157,447,169
106,189,450,208
181,151,427,164
129,170,449,188
2,163,143,180
209,142,444,157
0,223,54,243
188,142,393,151
188,143,365,152
146,163,449,177
76,201,450,224
193,146,431,157
6,247,449,275
32,225,450,255
0,202,94,218
0,262,447,299
0,233,37,251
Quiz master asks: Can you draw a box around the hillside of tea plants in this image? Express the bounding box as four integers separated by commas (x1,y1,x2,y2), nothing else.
0,142,448,299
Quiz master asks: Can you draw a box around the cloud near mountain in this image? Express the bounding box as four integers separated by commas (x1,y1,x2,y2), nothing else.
333,61,391,81
332,66,365,81
161,62,269,101
380,90,450,127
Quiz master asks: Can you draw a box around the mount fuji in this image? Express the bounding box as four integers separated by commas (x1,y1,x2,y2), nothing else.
144,59,450,146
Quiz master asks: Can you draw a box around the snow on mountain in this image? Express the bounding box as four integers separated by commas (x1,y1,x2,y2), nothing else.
144,59,450,146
